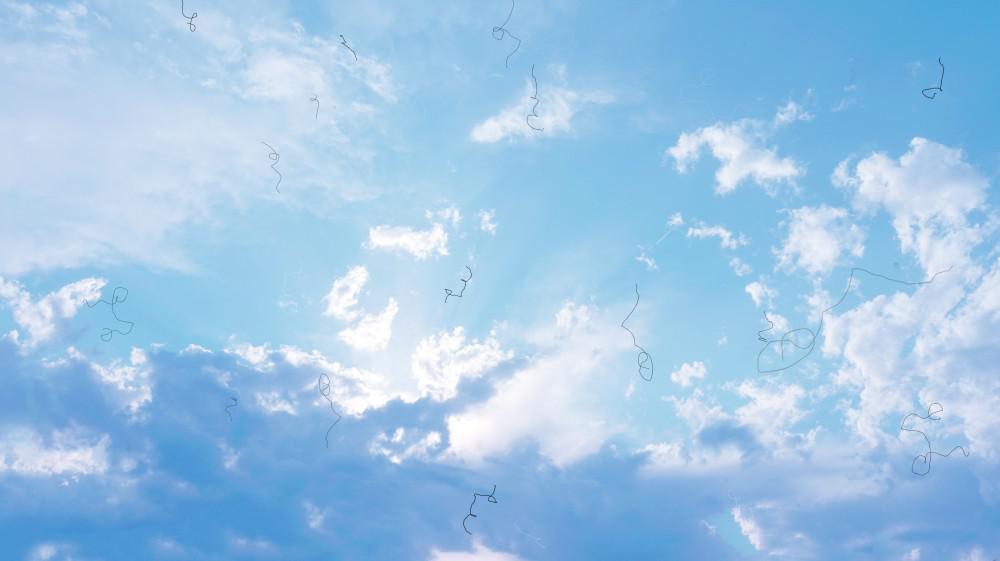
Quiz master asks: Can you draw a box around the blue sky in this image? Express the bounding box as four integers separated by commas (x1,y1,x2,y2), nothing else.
1,1,999,559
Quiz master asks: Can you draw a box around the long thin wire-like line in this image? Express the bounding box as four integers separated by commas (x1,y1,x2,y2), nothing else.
317,373,343,449
261,141,282,193
339,34,358,62
491,0,521,68
921,57,945,99
621,283,653,382
181,0,197,32
225,396,238,422
900,402,969,476
527,64,544,131
444,266,472,303
463,484,498,535
756,266,952,374
310,96,320,120
85,286,135,342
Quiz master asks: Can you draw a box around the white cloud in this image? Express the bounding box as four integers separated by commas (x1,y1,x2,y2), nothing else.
304,501,326,530
744,281,777,308
224,339,274,371
368,428,443,464
470,68,613,143
365,223,449,260
775,205,865,276
833,138,988,272
337,298,398,352
69,347,153,418
0,277,105,347
686,223,748,249
635,251,658,271
411,327,512,402
0,426,110,476
732,506,766,551
670,361,707,387
729,257,752,276
426,206,462,229
666,104,806,195
254,391,298,415
323,265,369,321
444,302,630,468
478,209,497,236
773,101,814,125
427,541,528,561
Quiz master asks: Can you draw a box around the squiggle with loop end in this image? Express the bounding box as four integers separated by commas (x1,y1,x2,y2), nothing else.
921,57,945,100
85,286,134,342
491,0,521,68
181,0,197,32
463,484,498,535
756,266,952,374
317,373,343,449
225,396,238,422
260,141,282,193
900,402,969,476
621,283,653,382
526,64,544,132
444,266,472,303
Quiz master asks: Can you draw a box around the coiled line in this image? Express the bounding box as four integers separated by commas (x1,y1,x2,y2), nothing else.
85,286,134,342
491,0,521,68
527,64,544,132
463,484,498,535
261,141,282,193
621,283,653,382
921,57,945,100
225,396,238,422
900,402,969,476
181,0,197,32
317,373,343,449
444,266,472,303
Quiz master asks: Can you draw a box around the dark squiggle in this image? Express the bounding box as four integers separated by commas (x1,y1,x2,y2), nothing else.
921,57,945,100
621,283,653,382
85,286,134,342
261,141,282,193
900,402,969,476
317,373,343,449
225,396,238,422
181,0,197,32
491,0,521,69
756,266,953,374
339,34,358,62
526,64,544,132
757,311,774,343
444,266,472,303
310,96,320,120
463,484,498,535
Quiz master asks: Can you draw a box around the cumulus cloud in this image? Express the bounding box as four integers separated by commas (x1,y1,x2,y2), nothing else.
411,327,512,402
368,427,443,464
729,257,752,276
365,223,449,260
323,265,369,321
0,426,110,476
427,541,528,561
670,361,707,387
833,137,988,272
745,281,777,307
775,205,865,276
478,209,497,236
337,298,399,352
666,103,806,195
686,222,748,249
0,277,105,347
470,67,613,143
68,346,153,418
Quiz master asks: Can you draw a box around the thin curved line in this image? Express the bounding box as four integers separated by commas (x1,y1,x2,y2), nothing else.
921,57,945,99
444,266,473,303
261,141,282,193
900,402,969,476
491,0,521,68
225,396,238,422
757,311,774,343
339,34,358,62
310,96,320,120
756,266,952,374
463,484,497,535
621,283,653,382
527,64,544,132
181,0,197,32
317,373,343,449
85,286,134,342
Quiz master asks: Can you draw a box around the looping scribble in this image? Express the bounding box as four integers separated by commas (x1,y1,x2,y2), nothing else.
526,64,544,132
181,0,197,32
225,396,238,422
317,373,343,449
621,283,653,382
463,484,498,535
491,0,521,68
756,266,952,374
921,57,945,100
757,311,775,343
85,286,134,342
260,141,282,193
339,34,358,62
444,266,473,303
900,402,969,476
309,96,320,120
